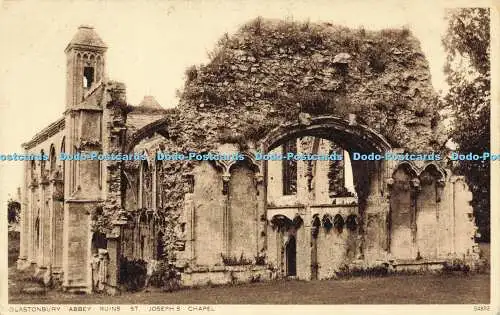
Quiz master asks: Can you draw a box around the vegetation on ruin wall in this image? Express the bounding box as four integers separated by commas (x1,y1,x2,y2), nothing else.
177,18,443,151
123,18,449,262
442,8,490,241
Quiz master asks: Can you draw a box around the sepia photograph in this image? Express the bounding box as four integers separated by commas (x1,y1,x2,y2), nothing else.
0,0,497,312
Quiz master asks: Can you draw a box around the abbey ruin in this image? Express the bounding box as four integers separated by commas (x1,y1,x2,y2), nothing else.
17,21,480,293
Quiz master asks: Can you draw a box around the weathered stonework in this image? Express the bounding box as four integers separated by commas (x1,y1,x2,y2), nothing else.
18,21,481,294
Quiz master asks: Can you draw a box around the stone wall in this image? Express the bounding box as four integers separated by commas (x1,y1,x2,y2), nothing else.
175,18,442,152
117,18,479,288
227,162,258,261
125,20,445,259
192,161,225,266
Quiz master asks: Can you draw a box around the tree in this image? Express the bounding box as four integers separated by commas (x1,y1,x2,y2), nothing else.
442,8,490,241
8,199,20,224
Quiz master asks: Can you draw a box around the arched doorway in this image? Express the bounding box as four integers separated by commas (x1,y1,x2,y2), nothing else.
35,217,40,261
285,234,296,277
91,231,108,292
261,116,393,279
156,231,165,260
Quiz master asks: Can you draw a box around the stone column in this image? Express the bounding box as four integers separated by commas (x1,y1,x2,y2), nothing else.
179,192,195,264
105,222,125,295
255,172,265,258
152,162,157,210
39,170,53,284
35,182,43,267
40,173,51,269
296,209,311,280
296,139,308,202
50,170,64,276
363,160,390,263
100,81,128,293
138,162,143,208
439,174,454,257
28,183,37,264
222,173,230,256
435,178,445,258
17,159,29,269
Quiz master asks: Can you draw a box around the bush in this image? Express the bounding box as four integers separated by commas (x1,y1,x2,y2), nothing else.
148,261,182,292
335,263,389,279
255,254,266,266
221,253,253,266
119,257,147,291
443,259,471,274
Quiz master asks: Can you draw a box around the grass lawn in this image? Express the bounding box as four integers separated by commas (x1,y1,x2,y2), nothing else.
8,231,20,267
9,270,490,304
8,235,490,305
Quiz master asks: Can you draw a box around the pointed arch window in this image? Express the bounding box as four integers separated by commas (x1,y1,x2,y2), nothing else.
61,137,66,183
50,145,57,175
40,150,46,179
83,67,95,88
141,159,152,209
156,159,163,209
30,160,37,182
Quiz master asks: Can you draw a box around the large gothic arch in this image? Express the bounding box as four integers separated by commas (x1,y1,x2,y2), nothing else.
259,115,393,154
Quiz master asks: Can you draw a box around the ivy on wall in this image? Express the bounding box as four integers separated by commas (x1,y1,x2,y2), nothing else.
96,18,445,264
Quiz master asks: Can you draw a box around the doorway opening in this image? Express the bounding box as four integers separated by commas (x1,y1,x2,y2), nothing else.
286,235,297,277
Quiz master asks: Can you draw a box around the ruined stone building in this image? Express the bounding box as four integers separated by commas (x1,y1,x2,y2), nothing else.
18,21,480,293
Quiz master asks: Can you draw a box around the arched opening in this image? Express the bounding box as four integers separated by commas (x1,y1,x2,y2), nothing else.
50,145,56,175
261,116,392,278
389,163,418,259
60,137,66,181
138,212,149,259
282,139,297,195
71,145,78,192
193,161,225,266
415,165,445,259
285,234,297,277
227,159,259,261
311,215,321,279
30,160,37,183
83,66,95,88
34,217,40,259
141,159,152,209
322,214,333,231
345,214,358,259
91,232,108,254
333,214,344,233
156,231,165,260
40,150,46,179
156,159,163,208
346,215,358,231
263,117,391,215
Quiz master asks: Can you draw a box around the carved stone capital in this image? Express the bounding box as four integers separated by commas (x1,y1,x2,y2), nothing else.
40,169,50,185
78,138,102,151
50,166,64,182
254,172,264,190
112,209,129,226
222,174,231,195
436,178,446,187
435,179,446,202
106,225,122,239
29,178,39,189
298,112,312,126
410,178,421,191
385,178,394,189
183,173,195,193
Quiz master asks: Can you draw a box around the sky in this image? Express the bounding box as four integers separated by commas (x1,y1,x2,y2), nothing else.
0,0,478,208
